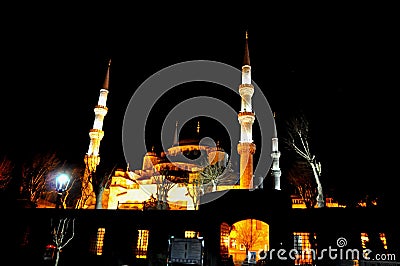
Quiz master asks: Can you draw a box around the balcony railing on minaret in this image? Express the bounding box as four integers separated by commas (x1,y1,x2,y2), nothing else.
80,59,111,209
237,31,256,190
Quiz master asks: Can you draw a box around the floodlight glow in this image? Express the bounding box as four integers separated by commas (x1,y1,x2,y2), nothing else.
56,174,70,192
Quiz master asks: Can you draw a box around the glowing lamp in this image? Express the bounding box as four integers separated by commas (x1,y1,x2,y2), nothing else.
56,174,70,193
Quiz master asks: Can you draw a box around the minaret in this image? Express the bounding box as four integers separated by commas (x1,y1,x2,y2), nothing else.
196,121,200,135
87,59,111,159
237,32,256,189
173,121,179,146
271,112,281,190
80,59,111,209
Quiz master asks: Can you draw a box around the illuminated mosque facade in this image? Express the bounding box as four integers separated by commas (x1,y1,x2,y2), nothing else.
7,33,396,266
82,33,282,210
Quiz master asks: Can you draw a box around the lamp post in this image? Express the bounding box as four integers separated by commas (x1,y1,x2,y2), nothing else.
55,173,70,209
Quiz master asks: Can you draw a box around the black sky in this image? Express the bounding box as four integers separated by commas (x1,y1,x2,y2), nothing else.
1,4,397,204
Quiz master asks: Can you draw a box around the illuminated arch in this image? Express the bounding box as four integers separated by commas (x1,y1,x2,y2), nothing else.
220,219,269,265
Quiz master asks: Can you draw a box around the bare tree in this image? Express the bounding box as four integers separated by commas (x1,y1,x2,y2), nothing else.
21,152,62,207
75,159,96,209
51,217,75,266
61,166,85,209
0,156,14,192
233,219,262,254
287,161,317,208
38,165,83,209
154,167,176,209
185,173,206,210
93,164,117,209
283,113,325,208
58,179,77,209
74,169,92,209
186,162,228,208
75,162,115,209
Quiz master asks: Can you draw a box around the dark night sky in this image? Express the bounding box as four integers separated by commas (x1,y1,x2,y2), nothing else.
1,4,397,204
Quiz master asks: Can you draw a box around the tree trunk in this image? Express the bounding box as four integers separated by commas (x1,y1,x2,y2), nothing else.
310,162,324,208
212,181,217,192
162,192,167,203
95,186,104,209
54,249,60,266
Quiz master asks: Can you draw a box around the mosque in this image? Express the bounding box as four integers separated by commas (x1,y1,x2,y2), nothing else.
80,32,282,211
6,32,397,266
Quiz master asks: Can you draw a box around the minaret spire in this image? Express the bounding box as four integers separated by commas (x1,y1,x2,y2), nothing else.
173,121,179,146
271,112,281,190
243,31,250,66
237,32,256,189
88,59,110,150
102,58,111,90
80,59,111,209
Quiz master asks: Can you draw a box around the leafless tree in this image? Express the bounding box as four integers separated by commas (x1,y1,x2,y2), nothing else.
93,164,117,209
185,163,228,208
283,112,325,208
287,161,317,208
185,173,206,210
75,162,114,209
75,158,96,209
38,165,83,209
0,156,14,192
74,170,91,209
21,152,62,207
62,166,85,208
51,217,75,266
233,219,262,254
154,167,176,209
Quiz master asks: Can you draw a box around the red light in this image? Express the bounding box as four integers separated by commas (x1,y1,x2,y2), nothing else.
46,244,56,249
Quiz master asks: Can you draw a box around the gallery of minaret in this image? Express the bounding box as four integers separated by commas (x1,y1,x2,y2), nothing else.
79,59,111,209
237,32,256,190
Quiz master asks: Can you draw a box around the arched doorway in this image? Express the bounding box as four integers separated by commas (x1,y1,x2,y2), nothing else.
220,219,269,265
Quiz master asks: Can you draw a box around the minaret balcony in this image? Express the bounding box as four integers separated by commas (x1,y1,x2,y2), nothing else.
239,83,254,89
238,112,255,124
237,142,256,154
89,128,104,133
238,111,254,116
89,129,104,139
271,150,281,159
271,168,281,174
239,84,254,95
94,105,108,110
94,105,108,116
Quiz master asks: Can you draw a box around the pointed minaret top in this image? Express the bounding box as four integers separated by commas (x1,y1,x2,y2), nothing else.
243,31,250,66
273,112,277,138
173,121,179,146
102,58,111,90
